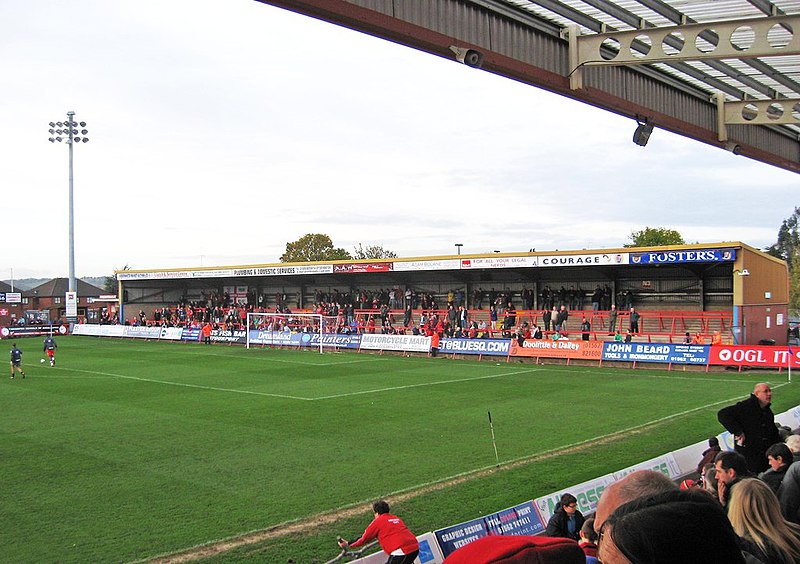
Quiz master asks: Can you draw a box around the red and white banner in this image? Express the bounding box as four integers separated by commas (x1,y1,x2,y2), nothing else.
709,345,800,368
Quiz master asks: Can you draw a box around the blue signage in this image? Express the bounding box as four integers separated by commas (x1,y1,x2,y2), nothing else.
630,249,735,265
439,338,511,356
602,342,709,364
181,328,201,341
299,333,361,349
418,539,436,563
247,330,362,349
434,501,544,557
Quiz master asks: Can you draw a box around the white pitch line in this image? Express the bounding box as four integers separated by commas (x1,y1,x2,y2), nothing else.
311,369,543,400
57,367,310,400
50,366,541,402
100,346,390,366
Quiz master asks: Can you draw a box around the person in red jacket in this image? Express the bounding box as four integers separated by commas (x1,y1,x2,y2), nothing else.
338,500,419,563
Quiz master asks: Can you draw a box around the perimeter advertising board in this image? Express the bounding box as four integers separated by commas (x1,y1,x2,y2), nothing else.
1,325,68,339
602,342,709,364
298,333,361,349
709,345,800,369
434,501,545,557
209,328,247,344
509,339,603,360
439,338,510,356
360,333,431,352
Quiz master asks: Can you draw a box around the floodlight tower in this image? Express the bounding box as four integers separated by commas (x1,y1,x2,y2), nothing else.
48,111,89,294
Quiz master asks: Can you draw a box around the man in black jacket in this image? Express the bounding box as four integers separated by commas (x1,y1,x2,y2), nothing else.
545,493,585,540
717,382,780,473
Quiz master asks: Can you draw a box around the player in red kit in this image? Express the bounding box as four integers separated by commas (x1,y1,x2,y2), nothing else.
338,500,419,564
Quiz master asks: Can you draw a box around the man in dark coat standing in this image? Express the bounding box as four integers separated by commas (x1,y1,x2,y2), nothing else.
717,382,780,473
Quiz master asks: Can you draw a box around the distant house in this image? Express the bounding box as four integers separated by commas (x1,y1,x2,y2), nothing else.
0,280,24,326
20,278,117,324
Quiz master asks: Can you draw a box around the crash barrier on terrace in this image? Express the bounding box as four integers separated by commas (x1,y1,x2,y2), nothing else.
70,324,800,372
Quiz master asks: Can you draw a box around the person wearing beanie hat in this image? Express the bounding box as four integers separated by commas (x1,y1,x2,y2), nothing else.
697,436,722,474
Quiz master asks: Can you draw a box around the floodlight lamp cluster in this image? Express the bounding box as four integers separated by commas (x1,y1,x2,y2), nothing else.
48,120,89,144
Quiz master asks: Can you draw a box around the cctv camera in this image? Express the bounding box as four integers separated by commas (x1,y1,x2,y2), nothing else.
449,46,484,68
724,141,742,155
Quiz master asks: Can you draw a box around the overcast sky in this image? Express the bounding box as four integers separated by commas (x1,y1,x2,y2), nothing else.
2,0,797,280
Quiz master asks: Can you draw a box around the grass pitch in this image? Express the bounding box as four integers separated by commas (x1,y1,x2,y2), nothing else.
2,336,797,563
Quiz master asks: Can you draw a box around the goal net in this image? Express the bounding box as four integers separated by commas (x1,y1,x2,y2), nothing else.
246,312,339,353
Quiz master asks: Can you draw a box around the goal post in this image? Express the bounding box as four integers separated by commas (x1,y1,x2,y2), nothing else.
246,312,339,353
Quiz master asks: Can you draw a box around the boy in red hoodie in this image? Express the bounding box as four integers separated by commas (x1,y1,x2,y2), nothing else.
339,500,419,564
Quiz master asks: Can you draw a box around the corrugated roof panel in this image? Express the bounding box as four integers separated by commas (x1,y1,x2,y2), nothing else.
494,0,800,145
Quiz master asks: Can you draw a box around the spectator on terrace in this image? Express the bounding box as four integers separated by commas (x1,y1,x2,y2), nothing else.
531,323,543,340
446,304,457,328
778,424,793,442
550,306,560,331
759,442,793,494
624,330,632,343
693,331,706,344
580,317,591,341
718,382,780,473
597,490,746,564
402,305,412,328
697,437,722,475
703,464,719,502
593,470,677,534
557,305,569,332
613,330,623,342
629,307,640,334
542,307,552,333
786,435,800,463
607,304,617,336
515,322,531,346
591,286,603,311
711,330,723,345
578,517,598,558
489,304,498,329
728,478,800,563
683,331,692,344
715,450,752,509
544,493,585,541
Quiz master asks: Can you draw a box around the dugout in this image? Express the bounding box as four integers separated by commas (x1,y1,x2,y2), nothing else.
116,241,789,345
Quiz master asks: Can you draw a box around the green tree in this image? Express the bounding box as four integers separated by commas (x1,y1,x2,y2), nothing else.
791,266,800,312
765,206,800,270
352,244,397,260
280,234,352,262
625,227,685,248
104,264,130,294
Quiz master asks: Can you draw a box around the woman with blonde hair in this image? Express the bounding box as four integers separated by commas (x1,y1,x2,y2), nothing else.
727,478,800,563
